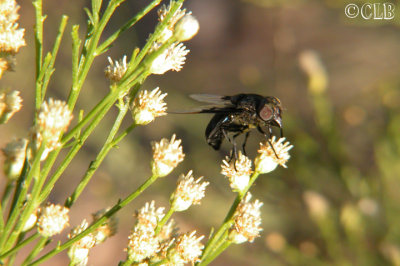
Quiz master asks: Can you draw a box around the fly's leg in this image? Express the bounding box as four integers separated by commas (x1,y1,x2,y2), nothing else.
222,129,240,171
242,131,250,156
222,129,234,162
257,126,279,159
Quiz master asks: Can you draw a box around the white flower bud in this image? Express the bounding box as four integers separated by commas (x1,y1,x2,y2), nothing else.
174,14,199,41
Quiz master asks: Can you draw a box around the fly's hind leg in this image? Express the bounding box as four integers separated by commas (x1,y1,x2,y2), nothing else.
221,129,234,162
242,131,250,156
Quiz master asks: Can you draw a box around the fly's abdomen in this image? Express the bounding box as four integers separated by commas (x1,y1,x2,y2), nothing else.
205,114,228,150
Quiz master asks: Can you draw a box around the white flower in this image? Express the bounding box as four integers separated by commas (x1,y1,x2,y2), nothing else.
168,231,204,264
229,194,263,244
0,89,22,123
2,138,27,180
255,137,293,174
34,98,73,159
127,228,160,262
131,88,167,125
104,55,128,82
171,170,209,211
151,134,185,177
37,203,70,237
174,14,200,41
149,43,189,75
135,201,165,232
221,151,253,192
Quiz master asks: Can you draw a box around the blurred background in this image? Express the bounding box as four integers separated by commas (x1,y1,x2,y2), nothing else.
2,0,400,265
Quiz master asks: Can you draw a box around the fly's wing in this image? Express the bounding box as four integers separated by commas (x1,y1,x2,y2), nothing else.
169,94,237,114
189,94,232,105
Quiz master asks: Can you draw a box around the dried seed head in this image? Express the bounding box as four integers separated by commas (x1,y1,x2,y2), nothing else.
221,151,253,192
174,14,199,41
171,170,209,212
2,138,27,180
229,193,263,244
151,134,185,177
149,43,189,75
168,231,204,264
37,203,70,237
91,208,118,245
135,201,165,232
255,137,293,174
127,228,160,262
104,55,128,82
131,88,167,125
0,89,22,123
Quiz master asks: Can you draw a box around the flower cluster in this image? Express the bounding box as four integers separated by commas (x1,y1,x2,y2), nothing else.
157,3,199,43
67,209,117,265
127,201,165,262
0,0,25,77
126,201,205,265
131,87,167,125
68,220,96,266
148,3,199,75
151,134,185,177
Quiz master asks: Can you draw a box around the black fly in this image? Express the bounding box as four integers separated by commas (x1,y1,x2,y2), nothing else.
175,93,283,161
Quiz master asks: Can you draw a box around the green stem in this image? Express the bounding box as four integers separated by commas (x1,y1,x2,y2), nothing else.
96,0,162,55
201,239,232,266
22,237,48,266
1,180,14,211
62,87,121,145
67,0,125,110
41,15,68,100
0,145,45,251
199,172,260,264
30,174,160,265
33,0,44,113
155,207,175,235
65,99,131,207
127,0,184,73
0,234,40,259
39,103,112,203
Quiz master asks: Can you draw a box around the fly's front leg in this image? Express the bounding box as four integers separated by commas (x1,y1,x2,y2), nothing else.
257,126,279,159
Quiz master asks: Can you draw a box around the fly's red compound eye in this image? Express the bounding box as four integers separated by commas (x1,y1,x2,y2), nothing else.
259,105,273,121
